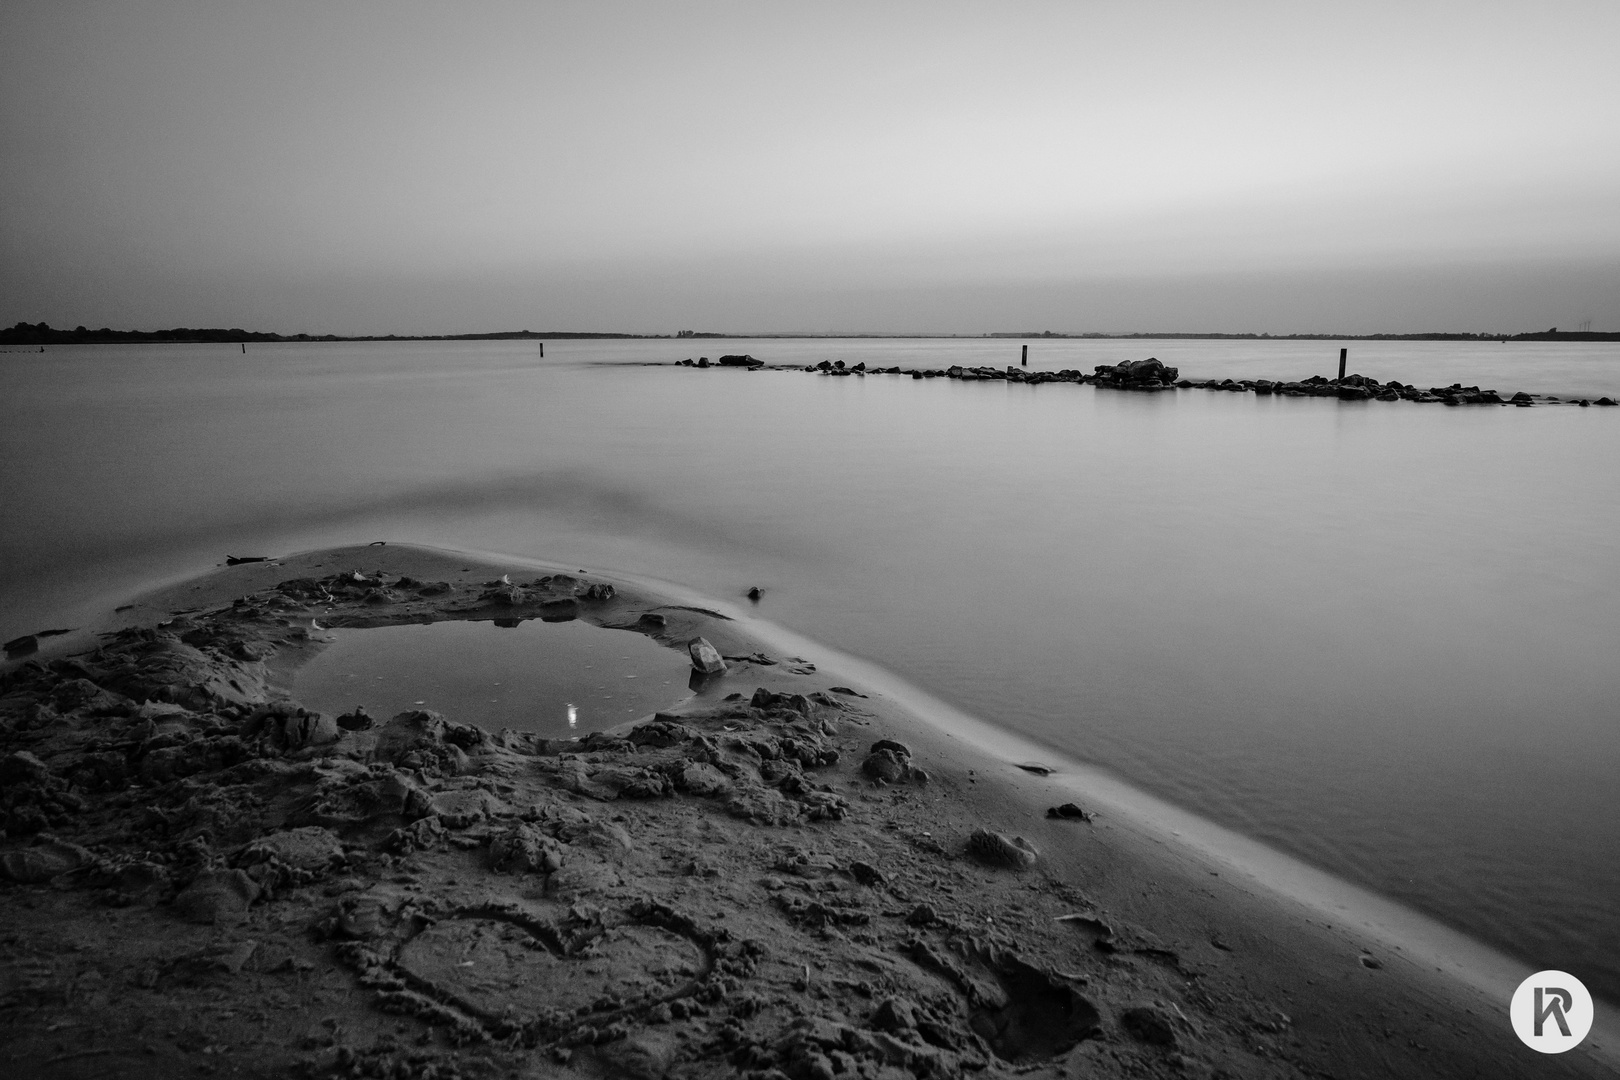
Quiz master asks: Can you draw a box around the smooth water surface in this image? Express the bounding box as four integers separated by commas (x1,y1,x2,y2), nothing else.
293,618,692,738
3,338,1618,1001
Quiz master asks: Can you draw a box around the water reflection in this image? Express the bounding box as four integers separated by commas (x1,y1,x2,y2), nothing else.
292,618,690,738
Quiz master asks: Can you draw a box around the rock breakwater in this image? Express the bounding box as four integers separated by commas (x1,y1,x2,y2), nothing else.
675,355,1619,407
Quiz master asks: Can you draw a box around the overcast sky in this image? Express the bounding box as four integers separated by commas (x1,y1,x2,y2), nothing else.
2,1,1617,334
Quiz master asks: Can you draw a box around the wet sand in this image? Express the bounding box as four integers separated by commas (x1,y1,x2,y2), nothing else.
0,543,1613,1079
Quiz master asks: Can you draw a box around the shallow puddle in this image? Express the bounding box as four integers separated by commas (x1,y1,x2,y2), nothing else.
292,618,691,737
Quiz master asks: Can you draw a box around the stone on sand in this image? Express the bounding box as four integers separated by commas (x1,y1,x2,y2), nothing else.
966,828,1038,869
688,637,726,675
174,868,262,924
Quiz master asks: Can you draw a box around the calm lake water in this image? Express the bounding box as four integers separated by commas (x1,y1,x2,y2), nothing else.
3,337,1618,1002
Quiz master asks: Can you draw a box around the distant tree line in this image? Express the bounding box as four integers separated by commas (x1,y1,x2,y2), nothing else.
4,321,1616,345
990,330,1620,341
0,323,662,345
2,322,298,344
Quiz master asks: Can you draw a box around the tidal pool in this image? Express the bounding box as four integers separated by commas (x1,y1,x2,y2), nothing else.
292,617,692,738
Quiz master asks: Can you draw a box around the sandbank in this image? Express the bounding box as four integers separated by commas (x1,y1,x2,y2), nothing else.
0,543,1612,1079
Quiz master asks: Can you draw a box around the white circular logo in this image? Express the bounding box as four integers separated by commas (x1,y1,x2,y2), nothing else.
1510,971,1592,1053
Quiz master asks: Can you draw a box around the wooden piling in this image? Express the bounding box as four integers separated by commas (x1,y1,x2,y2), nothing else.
539,342,544,357
1021,344,1028,366
1338,347,1347,380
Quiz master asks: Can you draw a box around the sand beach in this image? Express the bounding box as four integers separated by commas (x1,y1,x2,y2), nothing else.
1,543,1613,1079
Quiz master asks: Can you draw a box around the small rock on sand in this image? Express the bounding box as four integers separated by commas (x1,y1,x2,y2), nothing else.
862,739,920,784
966,828,1038,869
871,997,918,1032
1046,802,1093,822
688,637,726,675
861,749,909,783
849,861,885,886
1121,1005,1177,1046
174,868,261,924
282,710,341,749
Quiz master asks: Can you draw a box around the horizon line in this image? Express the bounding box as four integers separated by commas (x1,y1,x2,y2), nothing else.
4,322,1616,345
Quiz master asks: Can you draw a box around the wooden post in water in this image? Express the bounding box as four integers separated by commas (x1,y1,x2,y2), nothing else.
1021,344,1028,366
1338,347,1347,380
539,342,544,357
241,343,245,354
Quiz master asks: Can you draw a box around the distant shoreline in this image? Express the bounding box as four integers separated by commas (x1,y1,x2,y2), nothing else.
4,322,1618,346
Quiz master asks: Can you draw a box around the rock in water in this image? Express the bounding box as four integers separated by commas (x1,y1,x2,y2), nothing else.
966,828,1038,869
688,637,726,675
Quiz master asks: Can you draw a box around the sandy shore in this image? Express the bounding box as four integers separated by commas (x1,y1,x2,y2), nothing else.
0,543,1612,1079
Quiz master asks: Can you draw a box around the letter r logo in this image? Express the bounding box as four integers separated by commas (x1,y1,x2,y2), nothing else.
1534,987,1573,1037
1512,971,1591,1052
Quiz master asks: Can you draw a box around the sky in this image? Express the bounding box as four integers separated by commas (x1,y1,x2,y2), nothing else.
2,0,1618,335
